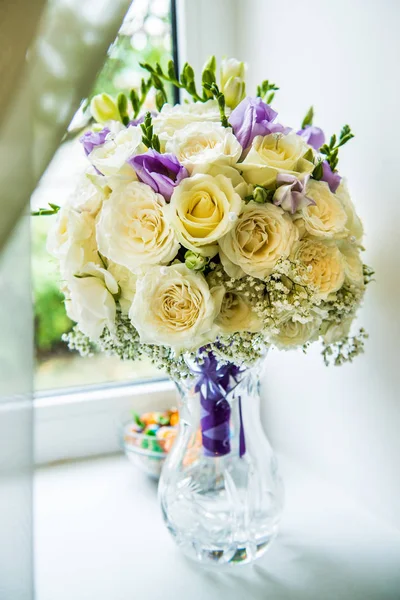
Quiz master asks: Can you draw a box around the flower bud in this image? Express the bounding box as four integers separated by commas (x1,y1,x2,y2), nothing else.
90,93,120,124
253,186,268,204
184,250,208,272
220,58,246,89
223,77,246,109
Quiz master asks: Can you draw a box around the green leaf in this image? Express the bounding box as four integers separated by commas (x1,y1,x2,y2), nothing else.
301,106,314,129
312,161,323,180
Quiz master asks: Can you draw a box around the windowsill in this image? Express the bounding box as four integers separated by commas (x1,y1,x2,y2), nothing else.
34,379,176,465
34,453,400,600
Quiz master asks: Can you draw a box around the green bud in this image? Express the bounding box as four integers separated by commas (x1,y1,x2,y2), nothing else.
184,250,208,272
253,186,269,204
312,161,323,180
203,55,217,75
222,76,246,109
90,93,120,124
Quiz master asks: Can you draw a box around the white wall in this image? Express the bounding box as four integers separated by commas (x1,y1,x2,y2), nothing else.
236,0,400,527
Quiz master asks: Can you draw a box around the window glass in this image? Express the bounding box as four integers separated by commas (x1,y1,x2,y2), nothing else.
32,0,174,391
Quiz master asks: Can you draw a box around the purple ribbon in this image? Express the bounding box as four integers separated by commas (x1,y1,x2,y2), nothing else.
191,352,246,457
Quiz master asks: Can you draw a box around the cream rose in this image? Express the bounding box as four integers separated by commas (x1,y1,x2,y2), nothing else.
47,204,100,277
338,241,364,288
240,132,314,187
165,122,242,173
107,260,136,314
269,312,322,349
166,173,243,257
153,100,222,138
335,180,364,244
291,239,345,299
215,290,262,333
66,263,118,340
299,180,348,239
129,263,223,352
89,126,145,177
321,316,354,345
96,181,179,271
219,202,299,279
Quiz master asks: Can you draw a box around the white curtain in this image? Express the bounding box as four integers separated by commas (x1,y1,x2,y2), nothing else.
0,1,131,597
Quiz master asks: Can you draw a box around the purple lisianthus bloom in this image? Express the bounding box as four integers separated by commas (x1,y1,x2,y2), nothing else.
297,125,325,150
321,161,341,193
273,173,316,214
128,149,188,201
79,127,110,155
229,97,289,149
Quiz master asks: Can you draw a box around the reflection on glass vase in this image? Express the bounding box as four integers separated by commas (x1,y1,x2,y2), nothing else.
158,352,284,567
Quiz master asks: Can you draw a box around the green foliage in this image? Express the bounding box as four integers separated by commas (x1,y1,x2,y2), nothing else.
202,82,229,127
31,218,72,354
31,203,60,216
301,106,314,129
320,124,354,171
256,80,279,104
140,112,160,151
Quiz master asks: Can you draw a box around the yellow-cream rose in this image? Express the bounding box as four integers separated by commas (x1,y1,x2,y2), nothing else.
165,122,242,173
47,204,100,278
338,241,364,288
89,126,144,177
215,290,262,333
96,181,179,271
66,263,118,340
335,180,364,244
299,180,348,239
240,132,314,187
269,312,322,349
321,316,354,345
219,202,299,279
291,239,345,299
167,173,243,257
107,260,137,314
129,263,223,352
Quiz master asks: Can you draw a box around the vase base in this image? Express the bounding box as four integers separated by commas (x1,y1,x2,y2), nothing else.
166,524,279,567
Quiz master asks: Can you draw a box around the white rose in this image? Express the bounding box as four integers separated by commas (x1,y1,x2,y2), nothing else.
291,239,345,299
70,172,108,215
96,181,179,271
269,312,322,349
219,202,299,279
129,263,223,352
166,173,243,257
88,126,145,177
240,133,315,187
153,100,221,140
335,180,364,244
322,316,353,345
66,263,118,340
107,260,137,314
47,204,100,277
165,122,242,173
299,180,348,239
338,241,364,288
215,290,262,334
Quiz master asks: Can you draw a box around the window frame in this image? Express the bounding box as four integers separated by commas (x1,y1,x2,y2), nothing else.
34,0,237,466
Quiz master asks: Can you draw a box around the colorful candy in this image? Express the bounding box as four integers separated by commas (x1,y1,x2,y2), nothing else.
124,408,180,455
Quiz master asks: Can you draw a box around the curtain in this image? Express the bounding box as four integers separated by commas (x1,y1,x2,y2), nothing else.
0,1,131,597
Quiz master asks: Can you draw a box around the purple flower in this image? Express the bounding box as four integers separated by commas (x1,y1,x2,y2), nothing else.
273,173,315,214
321,161,341,193
229,97,288,149
298,126,325,150
297,125,325,150
128,149,188,201
79,127,110,156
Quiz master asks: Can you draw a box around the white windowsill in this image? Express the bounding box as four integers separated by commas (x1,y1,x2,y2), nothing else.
34,452,400,600
34,379,177,465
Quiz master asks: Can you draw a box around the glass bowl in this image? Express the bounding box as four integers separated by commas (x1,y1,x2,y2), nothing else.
121,420,177,480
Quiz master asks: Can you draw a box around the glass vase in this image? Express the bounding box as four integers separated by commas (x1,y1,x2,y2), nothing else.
158,352,284,567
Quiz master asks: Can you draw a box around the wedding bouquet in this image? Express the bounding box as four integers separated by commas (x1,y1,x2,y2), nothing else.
45,56,372,378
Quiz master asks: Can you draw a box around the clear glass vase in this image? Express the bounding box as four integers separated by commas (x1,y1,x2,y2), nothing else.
158,352,284,567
